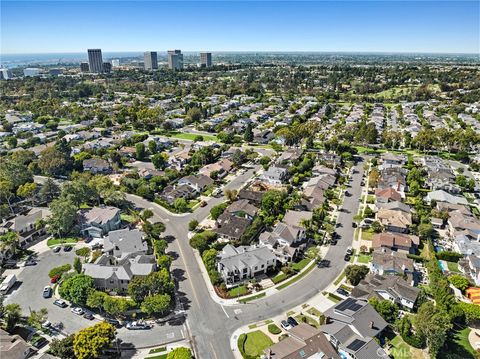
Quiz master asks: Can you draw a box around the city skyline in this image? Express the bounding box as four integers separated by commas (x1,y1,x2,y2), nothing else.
1,1,479,54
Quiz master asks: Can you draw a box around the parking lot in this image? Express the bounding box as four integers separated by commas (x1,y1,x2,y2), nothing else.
4,245,185,347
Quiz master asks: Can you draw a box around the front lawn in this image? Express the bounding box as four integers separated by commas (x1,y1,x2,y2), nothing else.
168,132,218,142
228,285,249,297
357,253,372,264
120,213,136,223
390,335,425,359
47,237,78,247
237,331,273,359
292,258,310,271
361,229,375,241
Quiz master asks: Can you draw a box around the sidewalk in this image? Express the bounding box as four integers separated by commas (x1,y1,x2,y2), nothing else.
130,339,192,359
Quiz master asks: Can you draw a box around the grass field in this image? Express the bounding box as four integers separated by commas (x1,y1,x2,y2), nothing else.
357,253,372,264
168,132,218,142
228,285,249,297
47,237,78,247
361,229,375,241
333,270,346,286
237,331,273,358
390,335,425,359
440,327,476,359
292,258,311,271
446,261,461,273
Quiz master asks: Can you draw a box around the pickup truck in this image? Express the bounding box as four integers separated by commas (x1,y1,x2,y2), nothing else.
0,274,17,295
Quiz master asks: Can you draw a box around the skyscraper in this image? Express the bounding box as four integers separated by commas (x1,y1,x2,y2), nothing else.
200,52,212,67
80,62,89,72
167,50,183,70
87,49,104,73
144,51,158,70
0,68,13,80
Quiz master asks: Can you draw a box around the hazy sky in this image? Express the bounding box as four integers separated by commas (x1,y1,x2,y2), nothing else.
1,1,479,54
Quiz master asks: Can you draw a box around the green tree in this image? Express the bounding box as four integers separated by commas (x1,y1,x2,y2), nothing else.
369,298,399,323
188,219,199,231
86,290,107,312
448,274,470,293
47,198,78,238
135,142,146,161
38,178,60,203
16,182,37,205
345,265,369,285
413,302,452,358
48,264,72,279
28,308,48,329
173,198,189,212
140,294,171,316
59,274,94,305
73,257,82,273
0,232,19,257
38,147,69,176
244,123,254,142
167,347,193,359
210,202,228,220
4,303,22,332
49,335,75,359
152,152,168,170
102,296,131,317
73,322,116,359
186,107,202,123
259,156,271,170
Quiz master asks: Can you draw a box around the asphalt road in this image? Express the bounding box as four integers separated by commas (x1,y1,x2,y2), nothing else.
127,159,365,359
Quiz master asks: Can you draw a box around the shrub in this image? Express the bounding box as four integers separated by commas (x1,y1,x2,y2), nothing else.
407,254,424,262
268,324,282,335
48,264,72,279
435,251,463,262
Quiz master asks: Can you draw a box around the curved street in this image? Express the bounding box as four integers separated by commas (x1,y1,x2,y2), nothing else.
127,158,365,359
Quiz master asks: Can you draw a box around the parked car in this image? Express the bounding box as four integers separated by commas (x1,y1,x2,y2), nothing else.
2,260,17,269
104,318,122,328
330,239,337,245
43,286,52,298
126,321,151,330
41,320,51,329
317,259,330,268
52,246,61,253
280,320,292,331
53,299,68,308
344,254,351,262
287,317,298,327
63,246,73,252
346,246,353,255
200,201,207,207
31,336,48,349
83,312,94,320
50,275,60,284
352,222,357,228
71,307,84,316
336,288,350,297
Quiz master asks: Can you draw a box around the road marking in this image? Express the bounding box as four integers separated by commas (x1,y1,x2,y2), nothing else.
221,305,230,318
209,342,219,359
234,308,242,315
167,332,175,339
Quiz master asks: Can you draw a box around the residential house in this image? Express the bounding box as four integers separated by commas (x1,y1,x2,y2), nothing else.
351,274,420,311
459,255,480,286
238,189,264,207
0,329,37,359
83,229,155,293
226,200,259,220
375,201,411,214
178,174,214,192
161,184,198,205
215,213,251,242
260,166,288,185
377,208,412,233
312,165,337,178
375,187,402,203
263,323,340,359
318,153,341,168
426,190,469,206
78,206,121,238
380,153,406,169
168,148,191,170
321,298,388,359
378,167,407,195
216,244,277,287
199,158,233,178
83,158,112,174
276,148,303,165
371,248,415,277
1,209,50,250
372,232,419,254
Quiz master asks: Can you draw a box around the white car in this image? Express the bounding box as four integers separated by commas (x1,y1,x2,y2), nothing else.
126,321,151,330
41,320,51,329
280,320,292,331
71,307,84,316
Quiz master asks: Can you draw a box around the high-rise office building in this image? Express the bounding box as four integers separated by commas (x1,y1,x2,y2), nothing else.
200,52,212,67
87,49,104,73
0,68,13,80
144,51,158,70
167,50,183,70
80,62,90,72
103,62,112,73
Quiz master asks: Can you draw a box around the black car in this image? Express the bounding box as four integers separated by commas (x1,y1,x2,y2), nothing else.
52,246,61,253
104,318,122,328
352,222,357,228
287,316,298,327
317,259,330,268
83,313,94,320
336,288,350,297
3,259,17,269
25,259,37,266
63,246,73,252
330,239,337,245
344,254,351,262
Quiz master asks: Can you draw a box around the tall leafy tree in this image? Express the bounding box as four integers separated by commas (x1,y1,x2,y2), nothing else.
73,322,116,359
47,198,78,237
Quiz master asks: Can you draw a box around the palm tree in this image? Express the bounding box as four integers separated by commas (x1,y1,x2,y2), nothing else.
0,232,19,257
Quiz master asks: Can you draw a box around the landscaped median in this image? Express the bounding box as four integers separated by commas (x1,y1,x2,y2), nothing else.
46,237,78,247
237,330,273,359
